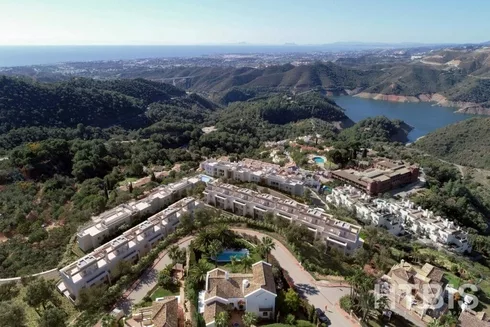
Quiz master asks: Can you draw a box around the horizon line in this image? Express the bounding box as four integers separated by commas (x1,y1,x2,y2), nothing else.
0,41,488,47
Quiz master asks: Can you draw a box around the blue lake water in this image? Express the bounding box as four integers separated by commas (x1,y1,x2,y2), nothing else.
332,96,477,142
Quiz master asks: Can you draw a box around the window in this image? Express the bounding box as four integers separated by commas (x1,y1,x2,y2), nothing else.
263,312,268,317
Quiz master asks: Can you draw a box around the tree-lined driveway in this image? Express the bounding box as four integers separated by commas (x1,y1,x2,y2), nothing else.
117,236,193,314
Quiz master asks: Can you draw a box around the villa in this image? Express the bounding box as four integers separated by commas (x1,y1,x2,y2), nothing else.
131,297,180,327
383,260,446,319
202,261,277,327
57,197,202,301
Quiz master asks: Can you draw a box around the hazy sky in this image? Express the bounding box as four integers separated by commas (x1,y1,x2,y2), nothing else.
0,0,488,45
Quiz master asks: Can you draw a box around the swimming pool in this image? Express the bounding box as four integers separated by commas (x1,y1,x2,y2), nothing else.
215,249,249,262
200,175,212,183
313,156,325,164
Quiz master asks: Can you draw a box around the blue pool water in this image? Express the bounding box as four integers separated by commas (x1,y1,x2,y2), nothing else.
313,156,325,164
200,175,212,183
215,249,249,262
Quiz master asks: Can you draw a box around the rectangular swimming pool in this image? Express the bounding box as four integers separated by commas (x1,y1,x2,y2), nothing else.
215,249,249,263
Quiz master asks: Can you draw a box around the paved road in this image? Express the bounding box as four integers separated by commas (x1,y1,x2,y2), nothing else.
119,229,358,326
232,228,359,327
118,236,193,313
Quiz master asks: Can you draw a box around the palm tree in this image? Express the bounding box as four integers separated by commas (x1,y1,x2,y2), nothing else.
215,311,230,327
261,236,276,263
376,295,390,311
191,259,214,283
346,270,365,300
356,290,375,321
168,245,180,263
208,239,223,267
243,312,258,327
230,255,240,269
241,255,254,273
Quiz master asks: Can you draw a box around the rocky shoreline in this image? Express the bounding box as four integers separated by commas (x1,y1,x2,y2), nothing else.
351,92,490,116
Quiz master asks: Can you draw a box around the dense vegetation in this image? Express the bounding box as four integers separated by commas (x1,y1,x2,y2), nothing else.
363,65,464,96
416,117,490,169
2,77,391,277
338,116,411,144
123,57,490,108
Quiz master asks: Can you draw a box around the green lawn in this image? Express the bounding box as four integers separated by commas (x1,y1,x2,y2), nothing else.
151,286,179,301
444,272,461,288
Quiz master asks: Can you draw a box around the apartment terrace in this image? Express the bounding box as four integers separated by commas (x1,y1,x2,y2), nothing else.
205,182,363,254
76,177,199,251
201,158,318,196
58,197,201,300
327,185,471,253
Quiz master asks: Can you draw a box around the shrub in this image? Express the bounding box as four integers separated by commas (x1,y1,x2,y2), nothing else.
339,295,353,312
285,314,296,325
296,320,315,327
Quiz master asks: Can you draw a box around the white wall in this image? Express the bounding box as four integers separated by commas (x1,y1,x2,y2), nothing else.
245,289,276,318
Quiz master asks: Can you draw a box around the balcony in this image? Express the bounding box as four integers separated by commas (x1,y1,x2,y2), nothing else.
233,199,246,206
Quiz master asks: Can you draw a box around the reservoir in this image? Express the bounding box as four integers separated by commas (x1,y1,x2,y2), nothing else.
332,96,477,142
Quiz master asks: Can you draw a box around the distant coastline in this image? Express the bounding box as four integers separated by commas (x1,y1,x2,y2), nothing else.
0,44,372,67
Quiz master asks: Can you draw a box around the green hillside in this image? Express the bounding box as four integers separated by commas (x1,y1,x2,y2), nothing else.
416,117,490,169
0,76,217,149
142,55,490,109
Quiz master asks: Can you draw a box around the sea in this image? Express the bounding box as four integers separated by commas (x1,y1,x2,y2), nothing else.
332,96,477,142
0,45,332,67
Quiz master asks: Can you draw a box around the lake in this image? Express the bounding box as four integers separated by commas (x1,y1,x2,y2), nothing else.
332,96,477,142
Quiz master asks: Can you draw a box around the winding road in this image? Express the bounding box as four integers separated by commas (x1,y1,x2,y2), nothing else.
119,229,358,326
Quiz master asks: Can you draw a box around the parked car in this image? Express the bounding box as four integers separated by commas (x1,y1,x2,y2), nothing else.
315,308,331,325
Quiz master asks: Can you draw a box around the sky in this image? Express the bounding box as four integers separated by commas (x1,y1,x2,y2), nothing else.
0,0,488,46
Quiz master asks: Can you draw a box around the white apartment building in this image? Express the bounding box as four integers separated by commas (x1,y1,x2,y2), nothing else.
326,185,472,253
77,177,200,251
204,182,363,255
58,197,202,301
201,159,321,196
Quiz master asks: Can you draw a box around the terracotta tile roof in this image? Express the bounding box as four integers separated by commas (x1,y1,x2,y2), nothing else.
206,274,249,299
426,266,444,283
203,301,228,324
459,311,490,327
244,261,276,295
205,263,277,301
152,297,178,327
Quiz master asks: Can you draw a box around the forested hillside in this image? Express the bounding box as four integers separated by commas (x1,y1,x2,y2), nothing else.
416,117,490,169
0,77,216,150
132,58,490,110
3,80,397,277
0,76,202,133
